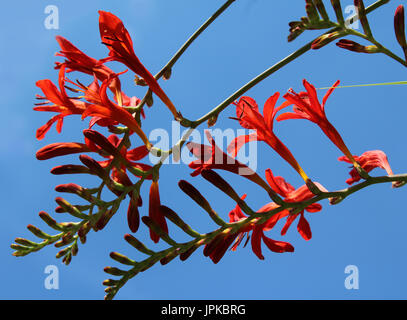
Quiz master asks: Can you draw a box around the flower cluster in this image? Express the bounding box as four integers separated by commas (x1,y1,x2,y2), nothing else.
186,79,398,263
11,1,407,300
32,11,177,246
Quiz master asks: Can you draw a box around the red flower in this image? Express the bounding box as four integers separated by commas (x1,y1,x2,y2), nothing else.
338,150,397,185
56,36,141,110
55,36,117,87
149,181,168,243
227,197,293,260
187,131,271,191
265,169,326,240
279,79,358,166
34,65,87,139
98,11,179,118
227,94,308,181
81,74,151,148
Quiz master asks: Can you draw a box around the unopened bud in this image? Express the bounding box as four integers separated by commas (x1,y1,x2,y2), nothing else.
36,142,90,160
109,252,136,265
311,31,344,49
27,225,51,239
39,211,64,231
394,5,407,50
134,75,147,86
163,68,172,80
51,164,91,175
336,39,379,53
330,0,344,25
145,91,154,107
83,129,119,156
124,234,155,255
305,0,319,23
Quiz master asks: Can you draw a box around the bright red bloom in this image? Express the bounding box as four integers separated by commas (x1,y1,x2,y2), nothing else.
279,79,358,166
149,181,168,243
81,74,151,148
98,11,178,118
228,199,293,260
34,66,87,139
265,169,326,240
187,131,271,191
56,36,141,110
55,36,117,86
228,94,308,181
339,150,396,185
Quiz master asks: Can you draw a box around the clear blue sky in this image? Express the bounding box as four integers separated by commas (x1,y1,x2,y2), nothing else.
2,0,407,299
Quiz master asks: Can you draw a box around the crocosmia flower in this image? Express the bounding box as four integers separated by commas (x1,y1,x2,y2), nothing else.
98,11,178,118
339,150,399,186
279,79,358,167
228,94,308,181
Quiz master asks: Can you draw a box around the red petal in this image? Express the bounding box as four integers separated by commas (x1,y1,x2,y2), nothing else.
297,213,312,240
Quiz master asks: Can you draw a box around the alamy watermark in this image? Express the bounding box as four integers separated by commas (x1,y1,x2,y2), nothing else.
44,5,59,30
44,265,59,290
344,265,359,290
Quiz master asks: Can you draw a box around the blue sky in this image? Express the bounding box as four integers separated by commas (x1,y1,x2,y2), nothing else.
2,0,407,299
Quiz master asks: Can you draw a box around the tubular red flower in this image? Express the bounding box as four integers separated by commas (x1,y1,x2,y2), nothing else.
34,66,87,139
228,94,308,181
265,169,326,240
279,79,357,166
227,196,293,260
338,150,394,185
98,11,178,118
148,181,168,243
81,74,151,149
55,36,117,85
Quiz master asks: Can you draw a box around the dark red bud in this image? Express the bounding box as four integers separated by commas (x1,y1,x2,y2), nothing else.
36,142,90,160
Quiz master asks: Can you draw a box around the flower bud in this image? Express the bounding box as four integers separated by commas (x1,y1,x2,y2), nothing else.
163,67,172,80
200,170,240,202
394,5,407,49
36,142,90,160
127,195,140,233
336,39,379,53
134,75,147,86
104,267,126,276
83,129,119,156
55,197,89,219
51,164,91,175
305,0,319,23
178,180,212,213
313,0,329,21
27,224,51,239
124,234,155,255
311,31,344,50
79,154,108,179
39,211,64,231
109,252,136,265
330,0,344,25
160,205,201,238
95,209,115,231
354,0,372,37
